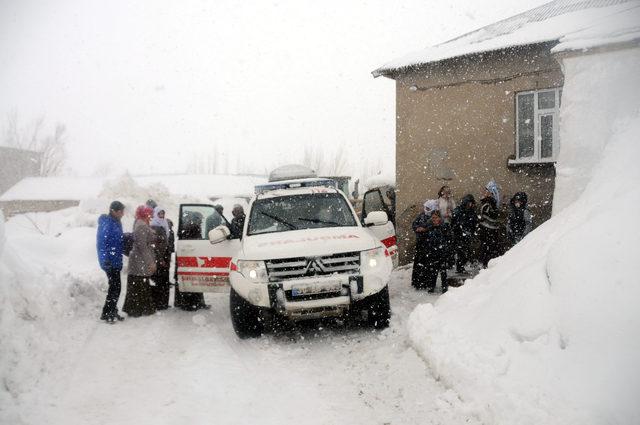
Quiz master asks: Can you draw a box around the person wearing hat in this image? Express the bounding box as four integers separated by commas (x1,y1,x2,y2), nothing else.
411,199,453,293
97,200,126,323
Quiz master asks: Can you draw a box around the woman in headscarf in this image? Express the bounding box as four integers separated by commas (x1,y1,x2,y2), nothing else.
437,185,456,224
123,205,157,317
150,206,171,310
477,180,502,268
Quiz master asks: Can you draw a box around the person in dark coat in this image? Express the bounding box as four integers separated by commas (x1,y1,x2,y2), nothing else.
150,206,171,310
451,194,478,273
411,200,452,293
123,205,157,317
174,211,209,311
97,200,126,323
229,204,245,239
507,192,533,246
477,180,502,268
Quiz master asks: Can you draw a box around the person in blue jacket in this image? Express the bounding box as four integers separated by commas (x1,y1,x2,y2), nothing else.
97,200,126,323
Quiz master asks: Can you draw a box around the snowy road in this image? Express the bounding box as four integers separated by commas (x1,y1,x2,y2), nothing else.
14,268,469,425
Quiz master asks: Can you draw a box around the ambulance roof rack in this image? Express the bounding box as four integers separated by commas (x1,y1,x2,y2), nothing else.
268,164,317,182
255,178,337,195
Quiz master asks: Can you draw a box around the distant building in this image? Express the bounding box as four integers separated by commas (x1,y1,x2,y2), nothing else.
372,0,635,264
0,174,268,217
0,147,40,196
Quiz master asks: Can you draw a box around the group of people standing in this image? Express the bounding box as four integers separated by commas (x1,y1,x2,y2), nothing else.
97,200,176,322
411,181,533,293
97,199,212,323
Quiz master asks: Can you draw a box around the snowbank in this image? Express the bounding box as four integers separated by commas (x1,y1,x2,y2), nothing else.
0,175,243,420
407,46,640,424
0,208,104,421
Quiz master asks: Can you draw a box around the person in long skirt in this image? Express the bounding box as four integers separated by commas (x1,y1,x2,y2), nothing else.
123,205,157,317
150,206,171,310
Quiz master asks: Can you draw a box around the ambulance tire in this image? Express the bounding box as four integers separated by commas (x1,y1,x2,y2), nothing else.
367,286,390,329
230,288,263,338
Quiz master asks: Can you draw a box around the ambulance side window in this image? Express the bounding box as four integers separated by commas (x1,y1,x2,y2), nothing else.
362,189,385,222
179,205,227,240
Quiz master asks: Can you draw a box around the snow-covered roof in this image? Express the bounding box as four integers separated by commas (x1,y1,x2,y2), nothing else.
553,1,640,52
373,0,640,77
0,174,267,202
0,177,104,201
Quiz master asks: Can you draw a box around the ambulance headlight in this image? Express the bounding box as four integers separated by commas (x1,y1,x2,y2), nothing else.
360,246,388,272
235,260,268,283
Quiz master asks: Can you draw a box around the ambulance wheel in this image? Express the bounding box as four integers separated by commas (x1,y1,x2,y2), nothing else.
230,287,263,338
367,286,390,329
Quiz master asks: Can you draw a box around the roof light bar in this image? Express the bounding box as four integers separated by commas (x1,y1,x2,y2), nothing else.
255,178,337,194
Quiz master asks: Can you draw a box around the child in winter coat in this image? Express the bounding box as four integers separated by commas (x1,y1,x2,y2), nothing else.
411,200,452,293
451,194,477,273
507,192,533,245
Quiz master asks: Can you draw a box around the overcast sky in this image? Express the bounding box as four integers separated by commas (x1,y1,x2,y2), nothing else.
0,0,548,178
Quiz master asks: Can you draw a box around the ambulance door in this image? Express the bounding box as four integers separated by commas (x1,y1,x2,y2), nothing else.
362,189,398,267
176,204,240,292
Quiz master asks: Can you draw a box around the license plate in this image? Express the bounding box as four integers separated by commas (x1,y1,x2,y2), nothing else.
291,281,341,297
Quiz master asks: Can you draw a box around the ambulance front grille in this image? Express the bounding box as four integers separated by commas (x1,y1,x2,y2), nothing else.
265,251,360,281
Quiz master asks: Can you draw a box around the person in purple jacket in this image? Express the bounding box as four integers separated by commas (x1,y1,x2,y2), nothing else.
97,201,126,323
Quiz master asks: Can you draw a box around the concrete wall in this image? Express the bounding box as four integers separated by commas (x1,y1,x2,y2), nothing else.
0,147,40,195
392,44,564,264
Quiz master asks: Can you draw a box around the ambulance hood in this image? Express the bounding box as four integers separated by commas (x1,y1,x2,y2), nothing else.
241,226,379,260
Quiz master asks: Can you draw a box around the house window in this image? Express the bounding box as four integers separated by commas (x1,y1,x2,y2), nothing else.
511,88,561,163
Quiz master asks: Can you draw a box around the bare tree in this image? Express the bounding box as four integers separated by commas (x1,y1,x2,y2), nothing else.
3,111,67,176
302,145,349,176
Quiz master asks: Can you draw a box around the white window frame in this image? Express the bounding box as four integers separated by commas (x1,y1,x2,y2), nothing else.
509,87,562,164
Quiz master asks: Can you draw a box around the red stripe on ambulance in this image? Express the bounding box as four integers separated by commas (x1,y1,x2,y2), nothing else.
381,235,397,249
177,256,232,268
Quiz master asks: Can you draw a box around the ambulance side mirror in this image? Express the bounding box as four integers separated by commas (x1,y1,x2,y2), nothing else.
208,225,231,244
364,211,388,227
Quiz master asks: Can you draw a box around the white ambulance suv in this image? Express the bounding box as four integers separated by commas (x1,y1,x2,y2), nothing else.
175,166,398,338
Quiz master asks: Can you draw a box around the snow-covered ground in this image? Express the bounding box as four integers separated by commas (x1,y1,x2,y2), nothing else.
0,201,472,424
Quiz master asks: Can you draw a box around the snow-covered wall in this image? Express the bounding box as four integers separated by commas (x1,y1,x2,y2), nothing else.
553,46,640,213
408,45,640,425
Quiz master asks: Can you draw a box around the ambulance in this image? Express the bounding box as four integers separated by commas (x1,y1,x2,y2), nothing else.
176,165,397,338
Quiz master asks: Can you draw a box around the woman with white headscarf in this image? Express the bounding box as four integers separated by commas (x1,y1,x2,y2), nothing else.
150,206,171,310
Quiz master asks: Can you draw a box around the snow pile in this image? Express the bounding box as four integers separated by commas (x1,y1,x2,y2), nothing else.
0,175,213,420
407,47,640,424
0,208,104,419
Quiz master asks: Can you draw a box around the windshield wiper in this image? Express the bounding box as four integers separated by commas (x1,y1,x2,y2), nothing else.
297,217,342,226
258,211,297,230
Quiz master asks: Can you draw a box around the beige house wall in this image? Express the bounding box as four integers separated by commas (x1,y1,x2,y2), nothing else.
392,44,564,264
